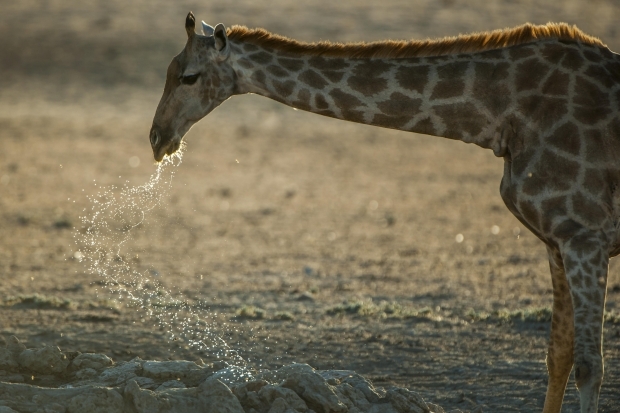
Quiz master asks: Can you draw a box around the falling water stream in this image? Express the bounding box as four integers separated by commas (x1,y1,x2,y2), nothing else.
74,149,251,381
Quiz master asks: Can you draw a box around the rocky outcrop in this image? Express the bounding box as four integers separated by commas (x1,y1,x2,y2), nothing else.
0,337,458,413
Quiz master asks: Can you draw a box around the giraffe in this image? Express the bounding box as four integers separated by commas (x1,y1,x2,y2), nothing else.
150,12,620,413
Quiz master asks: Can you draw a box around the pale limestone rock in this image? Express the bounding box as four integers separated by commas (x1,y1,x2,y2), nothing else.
142,360,204,384
18,346,69,374
0,349,18,370
279,365,347,413
156,379,186,391
386,387,430,413
126,376,245,413
266,397,303,413
69,353,114,372
38,402,65,413
7,336,26,354
258,384,308,412
99,360,143,385
66,388,124,413
74,367,98,380
198,376,245,413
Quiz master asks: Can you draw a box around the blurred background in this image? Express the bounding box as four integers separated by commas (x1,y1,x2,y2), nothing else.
1,1,620,411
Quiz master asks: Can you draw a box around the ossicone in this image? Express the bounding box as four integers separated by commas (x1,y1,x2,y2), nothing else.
185,11,196,37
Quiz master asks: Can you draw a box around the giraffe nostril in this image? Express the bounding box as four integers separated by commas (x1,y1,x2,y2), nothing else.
150,129,160,147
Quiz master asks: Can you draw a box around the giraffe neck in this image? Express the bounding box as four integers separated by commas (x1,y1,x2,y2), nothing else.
229,40,514,156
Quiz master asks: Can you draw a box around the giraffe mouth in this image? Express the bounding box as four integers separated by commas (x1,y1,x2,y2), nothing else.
153,139,181,162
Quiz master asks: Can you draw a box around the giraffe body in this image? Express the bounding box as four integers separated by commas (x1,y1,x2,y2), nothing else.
150,13,620,412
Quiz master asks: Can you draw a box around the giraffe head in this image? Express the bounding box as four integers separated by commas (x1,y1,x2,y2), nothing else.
150,12,234,161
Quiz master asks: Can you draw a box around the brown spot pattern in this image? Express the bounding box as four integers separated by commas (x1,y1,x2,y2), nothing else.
395,65,429,94
377,92,422,116
582,169,605,197
519,199,541,229
238,58,255,69
542,70,570,96
474,84,511,117
298,70,328,89
553,218,584,241
561,48,584,71
508,45,536,60
293,88,311,111
518,96,568,131
251,70,267,86
583,130,607,163
308,56,349,71
433,102,488,139
321,71,346,83
372,92,422,128
431,78,465,100
541,42,567,65
411,117,436,136
249,51,274,64
267,65,289,78
572,192,607,225
582,49,603,63
329,89,366,122
515,58,550,91
329,89,364,110
272,80,296,98
573,76,611,124
545,122,580,155
278,58,304,72
524,150,580,194
348,76,388,97
314,93,329,109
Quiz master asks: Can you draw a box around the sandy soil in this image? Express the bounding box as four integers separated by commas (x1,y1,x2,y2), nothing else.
1,1,620,411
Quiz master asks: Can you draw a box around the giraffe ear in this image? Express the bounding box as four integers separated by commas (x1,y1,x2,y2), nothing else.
202,21,215,36
185,11,196,38
213,23,230,60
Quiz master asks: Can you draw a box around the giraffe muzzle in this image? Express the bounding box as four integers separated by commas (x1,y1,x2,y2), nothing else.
149,126,169,162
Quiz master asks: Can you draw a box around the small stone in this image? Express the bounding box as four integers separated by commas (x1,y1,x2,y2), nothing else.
0,348,18,370
7,336,26,353
67,388,124,413
156,379,187,391
99,361,142,385
142,360,203,381
18,346,69,374
70,353,114,372
386,387,430,413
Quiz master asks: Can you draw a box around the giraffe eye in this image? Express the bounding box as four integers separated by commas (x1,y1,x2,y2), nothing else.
180,73,200,85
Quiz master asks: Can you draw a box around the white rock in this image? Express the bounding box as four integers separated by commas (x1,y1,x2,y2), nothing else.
18,346,69,374
66,388,124,413
157,379,187,391
70,353,114,371
7,336,26,353
125,376,245,413
142,360,203,381
258,384,308,412
0,348,18,370
386,387,430,413
279,365,347,413
99,360,143,385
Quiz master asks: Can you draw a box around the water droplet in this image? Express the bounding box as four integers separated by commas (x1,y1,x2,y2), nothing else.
491,225,500,235
455,233,464,243
368,200,378,210
129,156,140,168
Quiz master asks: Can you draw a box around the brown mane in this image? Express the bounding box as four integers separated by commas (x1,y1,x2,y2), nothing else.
226,22,605,58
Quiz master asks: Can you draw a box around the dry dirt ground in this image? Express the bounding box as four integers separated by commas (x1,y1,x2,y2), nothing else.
1,0,620,411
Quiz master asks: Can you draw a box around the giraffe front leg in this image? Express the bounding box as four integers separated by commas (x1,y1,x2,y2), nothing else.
542,246,574,413
561,233,608,413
